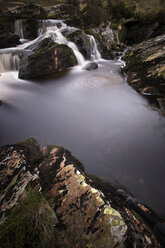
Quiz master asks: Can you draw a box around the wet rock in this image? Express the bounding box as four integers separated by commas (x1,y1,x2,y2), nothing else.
63,29,92,60
141,87,160,96
0,100,3,105
82,62,98,71
123,34,165,111
19,37,77,79
39,146,127,248
11,4,47,20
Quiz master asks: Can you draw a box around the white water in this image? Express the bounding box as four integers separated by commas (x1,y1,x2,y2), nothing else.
88,35,101,60
0,19,102,72
38,19,86,65
14,20,25,39
0,53,20,72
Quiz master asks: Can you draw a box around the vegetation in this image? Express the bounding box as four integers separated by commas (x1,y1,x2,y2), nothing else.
107,0,165,22
0,187,56,248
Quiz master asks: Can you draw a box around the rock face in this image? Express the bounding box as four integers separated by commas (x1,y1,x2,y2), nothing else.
123,34,165,113
19,37,77,79
91,22,116,59
0,139,161,247
123,16,165,46
39,146,127,248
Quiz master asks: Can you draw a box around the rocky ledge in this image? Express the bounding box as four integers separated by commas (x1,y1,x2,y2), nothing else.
0,138,161,247
123,34,165,114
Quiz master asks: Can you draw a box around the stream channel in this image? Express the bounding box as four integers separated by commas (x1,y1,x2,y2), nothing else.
0,20,165,214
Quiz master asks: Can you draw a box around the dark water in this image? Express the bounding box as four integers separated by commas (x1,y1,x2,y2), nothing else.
0,59,165,214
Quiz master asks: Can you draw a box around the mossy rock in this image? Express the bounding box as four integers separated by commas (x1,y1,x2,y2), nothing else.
19,37,77,79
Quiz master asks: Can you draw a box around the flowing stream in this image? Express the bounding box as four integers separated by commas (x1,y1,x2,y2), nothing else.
0,20,165,214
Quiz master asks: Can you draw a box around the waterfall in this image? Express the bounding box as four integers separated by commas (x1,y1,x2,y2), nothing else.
0,53,20,72
88,35,101,61
38,20,86,65
14,20,25,40
0,19,102,74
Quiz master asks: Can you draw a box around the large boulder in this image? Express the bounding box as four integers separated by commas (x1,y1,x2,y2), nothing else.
123,34,165,113
19,37,77,79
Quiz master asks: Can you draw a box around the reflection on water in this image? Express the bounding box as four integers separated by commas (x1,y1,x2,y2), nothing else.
0,59,165,214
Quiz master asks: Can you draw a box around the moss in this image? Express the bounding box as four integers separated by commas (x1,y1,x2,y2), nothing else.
128,51,134,56
0,187,56,248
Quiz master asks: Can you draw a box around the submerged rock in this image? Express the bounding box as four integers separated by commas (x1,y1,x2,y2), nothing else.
19,37,77,79
82,62,98,71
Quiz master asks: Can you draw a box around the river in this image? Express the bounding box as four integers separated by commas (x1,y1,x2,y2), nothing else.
0,20,165,214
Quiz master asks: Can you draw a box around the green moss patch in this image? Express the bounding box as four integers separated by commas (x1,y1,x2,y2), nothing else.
0,187,56,248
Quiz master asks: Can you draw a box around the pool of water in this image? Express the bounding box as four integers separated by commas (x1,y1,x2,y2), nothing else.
0,59,165,214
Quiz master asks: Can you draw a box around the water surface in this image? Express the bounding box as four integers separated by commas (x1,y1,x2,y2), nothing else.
0,59,165,214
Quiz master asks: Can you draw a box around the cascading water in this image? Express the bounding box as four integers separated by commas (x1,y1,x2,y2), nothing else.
38,19,86,65
0,53,20,72
14,20,25,40
0,19,102,73
88,35,101,60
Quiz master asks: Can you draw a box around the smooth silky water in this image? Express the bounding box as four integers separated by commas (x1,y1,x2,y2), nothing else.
0,20,165,214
